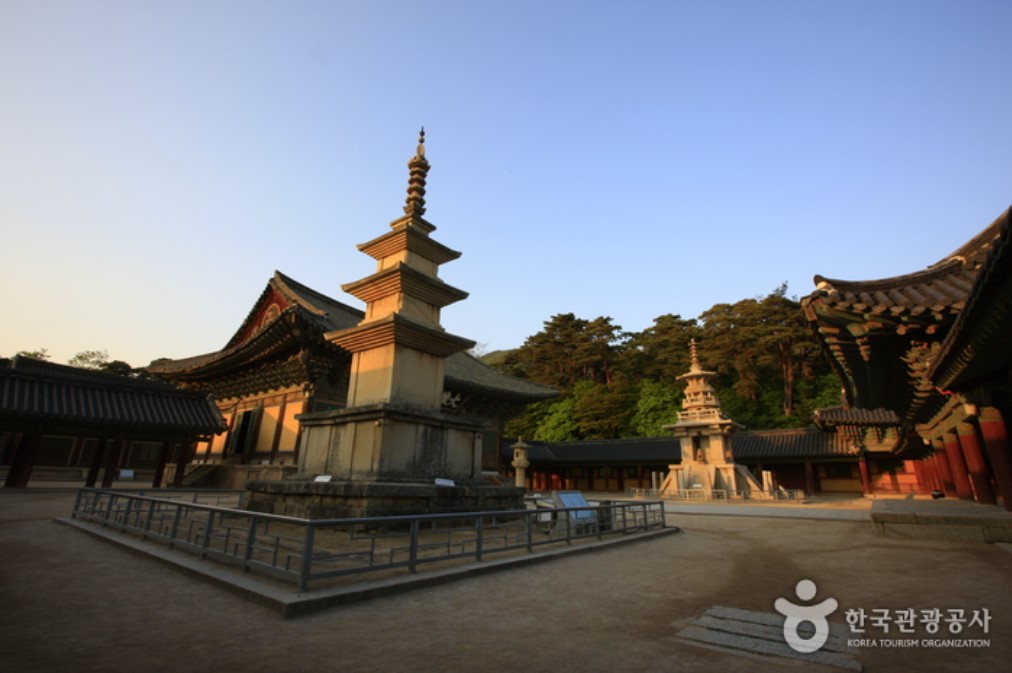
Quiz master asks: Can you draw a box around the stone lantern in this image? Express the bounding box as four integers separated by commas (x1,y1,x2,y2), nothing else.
511,438,530,490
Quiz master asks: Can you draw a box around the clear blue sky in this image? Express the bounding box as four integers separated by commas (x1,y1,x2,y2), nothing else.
2,0,1010,366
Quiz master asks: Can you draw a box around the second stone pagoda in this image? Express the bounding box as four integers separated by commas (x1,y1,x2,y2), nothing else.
296,129,489,487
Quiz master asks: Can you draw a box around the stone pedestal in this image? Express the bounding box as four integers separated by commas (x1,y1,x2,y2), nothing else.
297,403,484,483
245,478,523,519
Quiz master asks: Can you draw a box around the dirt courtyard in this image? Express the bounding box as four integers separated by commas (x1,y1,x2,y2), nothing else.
2,490,1009,673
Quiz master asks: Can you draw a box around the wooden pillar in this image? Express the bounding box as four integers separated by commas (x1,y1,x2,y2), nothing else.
978,407,1012,512
926,453,939,491
956,422,996,505
804,459,816,496
931,438,957,496
857,456,873,495
67,436,87,466
85,438,107,487
4,431,43,488
172,441,197,488
942,431,974,500
100,437,125,488
152,441,174,488
269,396,288,464
294,397,311,463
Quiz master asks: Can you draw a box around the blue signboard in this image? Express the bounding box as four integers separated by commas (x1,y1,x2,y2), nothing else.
555,491,596,521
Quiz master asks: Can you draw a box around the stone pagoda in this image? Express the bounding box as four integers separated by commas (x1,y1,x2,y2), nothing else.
660,339,770,498
245,130,523,517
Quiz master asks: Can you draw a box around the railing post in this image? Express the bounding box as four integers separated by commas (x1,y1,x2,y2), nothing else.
299,524,315,593
243,516,257,573
201,511,216,560
102,492,116,528
143,499,157,538
526,511,534,553
168,503,184,548
72,489,85,518
475,516,484,562
409,519,420,573
120,496,134,532
565,509,572,545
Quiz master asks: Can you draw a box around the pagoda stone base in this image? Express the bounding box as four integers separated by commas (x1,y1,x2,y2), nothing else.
296,403,489,485
244,478,524,519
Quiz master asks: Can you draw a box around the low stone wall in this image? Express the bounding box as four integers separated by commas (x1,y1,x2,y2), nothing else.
870,499,1012,543
244,479,525,519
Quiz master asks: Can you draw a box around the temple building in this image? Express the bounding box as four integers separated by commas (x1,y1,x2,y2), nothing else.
801,206,1012,509
148,133,556,490
0,357,225,487
504,207,1012,502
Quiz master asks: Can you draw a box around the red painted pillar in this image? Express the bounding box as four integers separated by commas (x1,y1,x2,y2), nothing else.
978,407,1012,512
858,457,873,495
956,422,996,505
942,431,974,500
4,431,42,488
931,439,957,496
804,459,816,496
923,456,941,492
926,456,944,493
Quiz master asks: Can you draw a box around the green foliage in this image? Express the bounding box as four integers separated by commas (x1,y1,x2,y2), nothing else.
14,348,50,360
630,380,682,436
68,350,111,369
496,284,840,440
509,313,626,390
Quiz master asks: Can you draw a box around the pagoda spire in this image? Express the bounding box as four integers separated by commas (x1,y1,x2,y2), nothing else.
404,127,429,218
676,339,724,418
689,338,704,373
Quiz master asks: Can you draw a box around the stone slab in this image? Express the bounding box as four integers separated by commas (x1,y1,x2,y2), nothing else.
675,605,861,671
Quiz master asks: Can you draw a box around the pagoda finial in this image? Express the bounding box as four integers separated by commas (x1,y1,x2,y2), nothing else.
404,127,429,217
689,338,702,372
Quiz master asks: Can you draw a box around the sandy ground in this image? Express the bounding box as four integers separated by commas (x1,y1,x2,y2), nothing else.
1,489,1009,673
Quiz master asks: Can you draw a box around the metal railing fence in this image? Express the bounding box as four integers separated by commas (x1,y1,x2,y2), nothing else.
71,489,666,592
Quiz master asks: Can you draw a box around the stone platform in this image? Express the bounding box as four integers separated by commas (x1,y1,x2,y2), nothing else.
870,497,1012,543
244,478,524,518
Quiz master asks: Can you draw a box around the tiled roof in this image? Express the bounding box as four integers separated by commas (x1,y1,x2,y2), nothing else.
506,437,682,464
445,352,556,400
813,406,901,428
809,212,1001,318
928,207,1012,391
508,428,858,466
0,357,226,436
730,427,858,460
801,208,1009,425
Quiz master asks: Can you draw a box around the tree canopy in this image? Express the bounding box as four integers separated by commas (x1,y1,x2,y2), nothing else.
498,286,839,440
8,348,145,378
